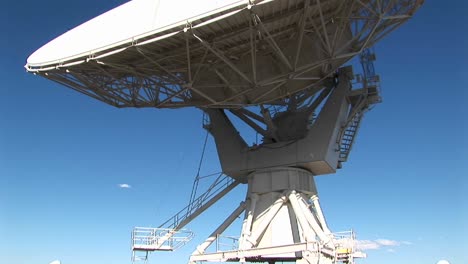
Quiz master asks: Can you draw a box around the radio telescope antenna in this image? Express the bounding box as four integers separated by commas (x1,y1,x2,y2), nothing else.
25,0,424,263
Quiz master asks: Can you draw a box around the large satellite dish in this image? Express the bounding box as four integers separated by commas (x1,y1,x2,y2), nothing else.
26,0,422,109
26,0,424,263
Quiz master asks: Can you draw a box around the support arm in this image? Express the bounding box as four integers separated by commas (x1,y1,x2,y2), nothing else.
203,108,249,181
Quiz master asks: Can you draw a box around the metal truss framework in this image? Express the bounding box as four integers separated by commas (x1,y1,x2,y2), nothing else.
27,0,422,109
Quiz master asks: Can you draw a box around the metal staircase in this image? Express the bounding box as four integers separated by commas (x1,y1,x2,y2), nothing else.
338,48,381,166
131,173,239,262
339,112,363,163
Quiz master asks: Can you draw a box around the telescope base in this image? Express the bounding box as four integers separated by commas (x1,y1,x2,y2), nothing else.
190,167,365,264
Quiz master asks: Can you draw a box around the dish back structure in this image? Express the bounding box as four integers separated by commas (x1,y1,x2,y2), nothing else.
26,0,422,109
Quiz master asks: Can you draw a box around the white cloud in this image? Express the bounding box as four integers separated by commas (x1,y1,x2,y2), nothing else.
354,240,382,250
375,239,399,246
118,183,131,189
352,238,413,251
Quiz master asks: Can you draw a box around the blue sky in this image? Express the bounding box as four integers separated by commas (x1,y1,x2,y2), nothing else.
1,1,466,264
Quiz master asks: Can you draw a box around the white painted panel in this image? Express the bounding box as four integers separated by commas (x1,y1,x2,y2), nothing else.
27,0,245,65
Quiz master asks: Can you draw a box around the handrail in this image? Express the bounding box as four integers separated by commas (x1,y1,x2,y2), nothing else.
158,173,237,230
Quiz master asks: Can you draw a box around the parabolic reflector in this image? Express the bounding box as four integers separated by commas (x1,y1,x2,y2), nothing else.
25,0,423,108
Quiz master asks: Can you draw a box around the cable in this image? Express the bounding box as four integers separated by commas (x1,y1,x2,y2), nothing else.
188,113,210,211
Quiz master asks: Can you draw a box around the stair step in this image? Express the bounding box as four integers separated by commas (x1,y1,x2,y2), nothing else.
338,112,363,164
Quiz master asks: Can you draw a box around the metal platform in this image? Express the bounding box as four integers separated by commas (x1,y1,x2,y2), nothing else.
132,227,194,251
132,227,194,261
189,231,366,264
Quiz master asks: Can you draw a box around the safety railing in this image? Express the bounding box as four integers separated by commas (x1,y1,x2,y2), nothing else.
132,227,194,251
